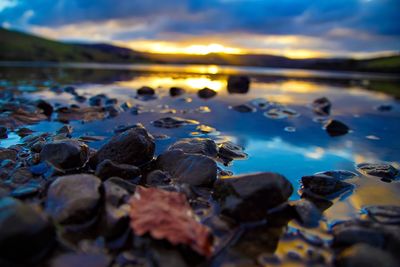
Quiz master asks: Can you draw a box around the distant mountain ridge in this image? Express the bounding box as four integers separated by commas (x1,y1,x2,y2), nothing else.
1,27,399,73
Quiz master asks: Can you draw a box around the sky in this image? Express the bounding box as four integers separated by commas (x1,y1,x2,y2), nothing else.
0,0,399,58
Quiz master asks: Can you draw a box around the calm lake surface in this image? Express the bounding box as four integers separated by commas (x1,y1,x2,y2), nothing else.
1,63,399,263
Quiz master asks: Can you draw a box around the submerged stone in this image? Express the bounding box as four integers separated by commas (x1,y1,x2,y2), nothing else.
232,104,256,113
0,126,7,139
168,138,218,157
95,124,155,166
324,120,350,137
157,149,217,187
213,172,293,221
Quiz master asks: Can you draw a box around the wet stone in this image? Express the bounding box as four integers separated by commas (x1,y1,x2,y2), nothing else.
157,149,217,187
213,172,293,221
40,140,89,170
227,75,250,94
146,170,171,186
264,106,299,119
232,104,256,113
312,97,331,116
364,205,400,224
335,244,398,267
168,138,218,158
95,124,155,166
376,104,393,112
292,199,322,227
0,197,54,264
324,119,350,137
16,127,35,137
356,163,398,182
89,94,105,106
218,141,247,164
45,174,102,226
0,126,7,139
152,116,199,128
95,159,140,180
137,86,155,95
301,173,353,199
57,125,73,136
63,86,77,95
198,87,217,99
169,86,185,97
35,99,54,117
196,124,216,133
0,148,17,161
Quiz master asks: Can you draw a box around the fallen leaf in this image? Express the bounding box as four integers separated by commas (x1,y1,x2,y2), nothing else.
129,186,213,257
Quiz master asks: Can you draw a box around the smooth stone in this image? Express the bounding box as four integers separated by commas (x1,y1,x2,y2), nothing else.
63,86,77,95
324,120,350,137
227,76,250,94
335,244,398,267
292,199,322,227
152,116,199,128
137,86,155,95
89,95,104,106
357,163,398,181
376,104,392,112
157,149,217,187
218,141,247,162
213,172,293,221
74,95,87,103
95,124,154,166
168,138,218,158
0,126,7,139
40,140,89,170
312,97,331,116
146,170,171,186
315,170,358,180
232,104,256,113
301,173,353,198
198,87,217,99
0,197,54,264
364,205,400,224
45,174,102,225
0,148,17,161
169,87,185,97
35,99,53,117
95,159,140,180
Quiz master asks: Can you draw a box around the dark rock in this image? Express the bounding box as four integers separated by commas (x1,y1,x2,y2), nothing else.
56,125,73,136
104,178,131,207
146,170,171,186
335,244,398,267
0,197,54,264
315,170,358,180
324,120,350,137
106,177,136,194
137,86,155,95
40,140,89,170
213,172,293,221
50,253,111,267
152,116,199,128
45,174,102,226
9,167,33,184
0,148,17,161
95,124,155,166
376,104,393,112
198,87,217,99
0,126,7,139
169,87,186,97
218,141,247,163
312,97,331,116
16,127,35,137
232,104,256,113
168,138,218,157
89,95,104,106
301,173,353,199
74,95,87,103
357,163,398,182
292,199,322,227
10,183,42,198
63,86,77,95
95,159,140,180
35,99,54,117
364,205,400,224
105,98,118,106
227,76,250,94
157,149,217,186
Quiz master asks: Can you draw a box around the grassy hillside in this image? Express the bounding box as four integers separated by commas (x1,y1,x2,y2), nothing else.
0,28,148,62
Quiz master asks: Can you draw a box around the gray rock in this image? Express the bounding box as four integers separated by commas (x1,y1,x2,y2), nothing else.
301,173,353,198
357,163,398,181
227,76,250,94
45,174,102,226
95,159,140,180
324,120,350,137
95,124,154,166
213,172,293,221
364,205,400,224
198,87,217,99
292,199,322,227
335,244,398,267
40,140,89,170
157,149,217,186
0,197,54,263
168,138,218,157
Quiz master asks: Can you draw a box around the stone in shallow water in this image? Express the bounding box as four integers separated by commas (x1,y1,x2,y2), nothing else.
169,87,185,97
196,124,216,133
314,170,358,180
356,163,398,181
231,104,256,113
301,173,353,199
95,124,155,166
227,75,250,94
168,138,218,158
0,197,54,264
0,126,7,139
40,140,89,170
376,104,393,112
324,119,350,137
45,174,102,226
35,99,53,117
312,97,331,116
137,86,155,95
152,116,199,128
292,199,322,227
198,87,217,99
218,141,247,164
213,172,293,221
95,159,140,180
157,149,217,187
335,244,398,267
264,106,299,119
363,205,400,224
250,98,269,109
0,147,17,161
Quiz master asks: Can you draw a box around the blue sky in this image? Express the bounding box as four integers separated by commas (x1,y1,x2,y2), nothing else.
1,0,399,58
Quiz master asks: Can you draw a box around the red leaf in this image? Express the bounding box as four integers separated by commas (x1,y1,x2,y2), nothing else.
129,186,213,257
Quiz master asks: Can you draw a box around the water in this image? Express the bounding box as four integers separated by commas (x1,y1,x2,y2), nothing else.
1,63,400,264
